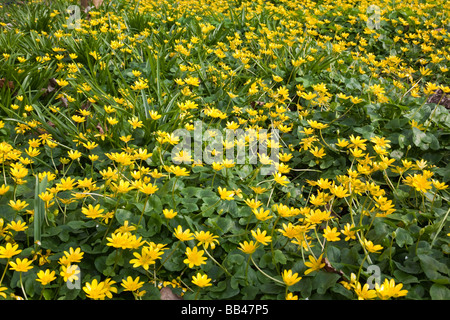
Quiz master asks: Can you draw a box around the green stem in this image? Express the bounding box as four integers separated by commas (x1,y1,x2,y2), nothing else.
250,256,284,286
0,258,10,286
431,206,450,248
172,177,179,208
204,247,232,277
19,272,28,300
157,242,182,273
356,252,369,284
137,194,150,228
102,194,122,241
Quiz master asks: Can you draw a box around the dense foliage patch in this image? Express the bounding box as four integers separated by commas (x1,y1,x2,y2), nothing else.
0,0,449,300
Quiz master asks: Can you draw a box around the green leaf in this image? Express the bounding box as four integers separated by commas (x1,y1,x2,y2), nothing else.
412,127,427,147
430,284,450,300
395,228,414,248
115,209,134,225
273,250,287,265
417,253,449,282
313,271,341,295
66,220,85,230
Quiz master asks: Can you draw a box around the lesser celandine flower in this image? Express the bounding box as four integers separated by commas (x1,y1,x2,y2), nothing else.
218,186,234,200
0,184,10,196
282,269,302,287
36,269,57,286
129,245,164,270
7,220,27,232
82,204,104,219
63,247,84,264
304,254,325,275
183,246,207,268
238,241,258,254
191,273,212,288
286,292,299,300
0,243,22,259
363,239,383,253
60,264,80,283
173,225,194,242
251,229,272,245
9,258,33,272
375,278,408,299
253,207,273,221
194,231,219,249
9,199,29,211
354,282,377,300
83,279,107,300
162,209,178,219
323,226,341,242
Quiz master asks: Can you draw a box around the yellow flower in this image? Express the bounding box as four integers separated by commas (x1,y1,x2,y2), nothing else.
286,292,299,300
39,191,54,203
244,198,262,209
9,258,33,272
59,264,80,282
7,220,28,232
149,110,162,120
194,231,220,250
129,245,164,270
128,116,143,129
251,186,268,194
83,279,107,300
253,207,273,221
103,278,117,299
183,246,207,268
121,276,144,292
279,152,293,162
56,176,77,191
282,269,302,286
341,223,357,241
106,232,132,249
251,228,272,245
192,273,213,288
63,247,84,264
218,186,234,201
432,180,448,190
323,226,341,242
307,120,328,130
131,78,149,90
139,182,159,195
238,241,259,255
336,138,349,148
0,184,10,196
300,91,317,100
8,199,29,211
162,209,178,219
330,184,350,198
0,243,22,259
184,76,200,86
410,174,432,193
166,165,190,176
375,278,408,299
273,172,289,186
173,225,194,242
354,282,377,300
36,269,57,286
309,146,326,159
82,204,104,219
272,75,283,82
363,239,383,253
111,180,134,194
304,254,325,275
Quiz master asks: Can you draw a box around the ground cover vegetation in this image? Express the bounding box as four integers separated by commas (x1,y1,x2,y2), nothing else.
0,0,449,300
